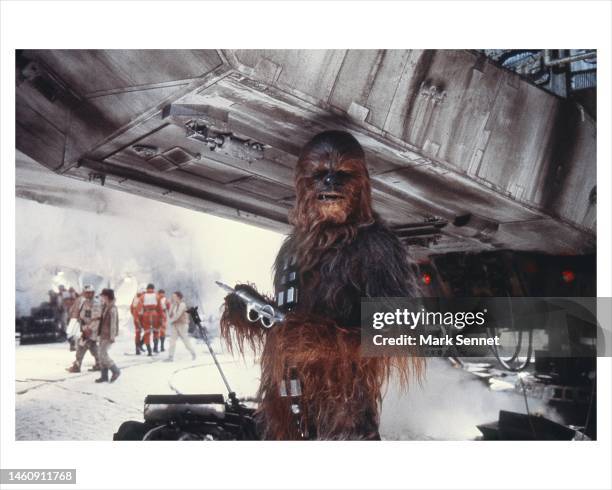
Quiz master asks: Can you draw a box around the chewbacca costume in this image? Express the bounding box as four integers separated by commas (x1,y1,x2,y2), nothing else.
221,130,424,440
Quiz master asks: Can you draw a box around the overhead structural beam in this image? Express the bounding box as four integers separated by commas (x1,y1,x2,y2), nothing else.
78,157,290,225
543,50,596,67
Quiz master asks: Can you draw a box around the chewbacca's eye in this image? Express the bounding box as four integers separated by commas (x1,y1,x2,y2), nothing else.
312,170,353,181
312,170,327,181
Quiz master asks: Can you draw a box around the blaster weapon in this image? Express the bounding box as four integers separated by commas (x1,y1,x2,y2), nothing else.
215,281,285,329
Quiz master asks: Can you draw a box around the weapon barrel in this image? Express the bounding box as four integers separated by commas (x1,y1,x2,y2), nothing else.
215,280,285,328
215,281,235,294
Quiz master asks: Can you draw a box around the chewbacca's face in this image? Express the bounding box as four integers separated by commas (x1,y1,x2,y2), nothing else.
299,159,366,224
293,131,373,228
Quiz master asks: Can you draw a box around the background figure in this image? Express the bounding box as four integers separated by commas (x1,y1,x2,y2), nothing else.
48,288,67,345
96,288,120,383
60,286,77,331
66,285,101,373
130,287,145,355
56,285,66,330
67,287,78,324
165,291,196,362
137,283,162,356
48,289,59,310
157,289,170,352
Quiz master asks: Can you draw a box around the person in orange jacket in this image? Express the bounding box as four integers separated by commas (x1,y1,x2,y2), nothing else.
130,287,145,355
157,289,171,353
136,283,163,356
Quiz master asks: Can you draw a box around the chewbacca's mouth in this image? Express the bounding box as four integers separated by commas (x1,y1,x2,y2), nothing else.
317,192,344,202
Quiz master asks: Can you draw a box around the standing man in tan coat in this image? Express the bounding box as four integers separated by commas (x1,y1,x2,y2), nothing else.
66,285,101,373
95,288,121,383
164,291,196,362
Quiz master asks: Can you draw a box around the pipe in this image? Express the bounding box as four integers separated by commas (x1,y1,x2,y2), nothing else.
543,50,596,67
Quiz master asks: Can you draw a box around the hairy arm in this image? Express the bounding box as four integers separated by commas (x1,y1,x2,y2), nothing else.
357,223,425,385
219,283,272,356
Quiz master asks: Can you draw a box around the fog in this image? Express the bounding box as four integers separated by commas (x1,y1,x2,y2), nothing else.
15,156,284,322
380,359,562,440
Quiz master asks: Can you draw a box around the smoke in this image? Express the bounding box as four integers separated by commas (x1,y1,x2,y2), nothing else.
15,159,284,325
380,359,563,440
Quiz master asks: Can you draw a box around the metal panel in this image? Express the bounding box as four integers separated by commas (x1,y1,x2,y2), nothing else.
16,97,66,171
24,50,223,94
329,50,384,111
14,49,596,256
234,49,346,103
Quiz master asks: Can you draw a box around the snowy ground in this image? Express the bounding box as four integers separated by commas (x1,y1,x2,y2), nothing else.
15,324,261,441
15,322,560,441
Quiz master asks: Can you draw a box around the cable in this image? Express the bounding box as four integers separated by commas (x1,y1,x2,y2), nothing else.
505,329,523,363
489,326,533,372
518,374,538,439
488,294,533,372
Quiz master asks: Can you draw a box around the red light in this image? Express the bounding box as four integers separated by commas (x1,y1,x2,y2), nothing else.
562,270,575,283
421,273,432,285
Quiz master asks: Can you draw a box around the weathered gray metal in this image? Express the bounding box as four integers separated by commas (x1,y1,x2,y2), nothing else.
15,49,596,258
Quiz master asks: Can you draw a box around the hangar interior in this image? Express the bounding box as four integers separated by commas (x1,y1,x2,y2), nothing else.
15,50,598,440
16,49,596,262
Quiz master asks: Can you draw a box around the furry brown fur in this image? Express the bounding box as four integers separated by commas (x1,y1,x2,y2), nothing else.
220,130,424,440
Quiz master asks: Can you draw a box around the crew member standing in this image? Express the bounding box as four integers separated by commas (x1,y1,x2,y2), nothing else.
62,287,77,319
165,291,196,362
48,288,63,337
66,285,101,373
66,286,82,352
95,288,121,383
57,284,67,307
48,289,59,309
57,285,71,330
157,289,170,352
137,283,163,356
131,287,145,355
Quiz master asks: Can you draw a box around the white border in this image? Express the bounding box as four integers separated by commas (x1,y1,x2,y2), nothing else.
1,1,611,489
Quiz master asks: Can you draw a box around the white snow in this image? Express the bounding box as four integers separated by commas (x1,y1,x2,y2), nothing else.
15,317,261,441
16,319,559,441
